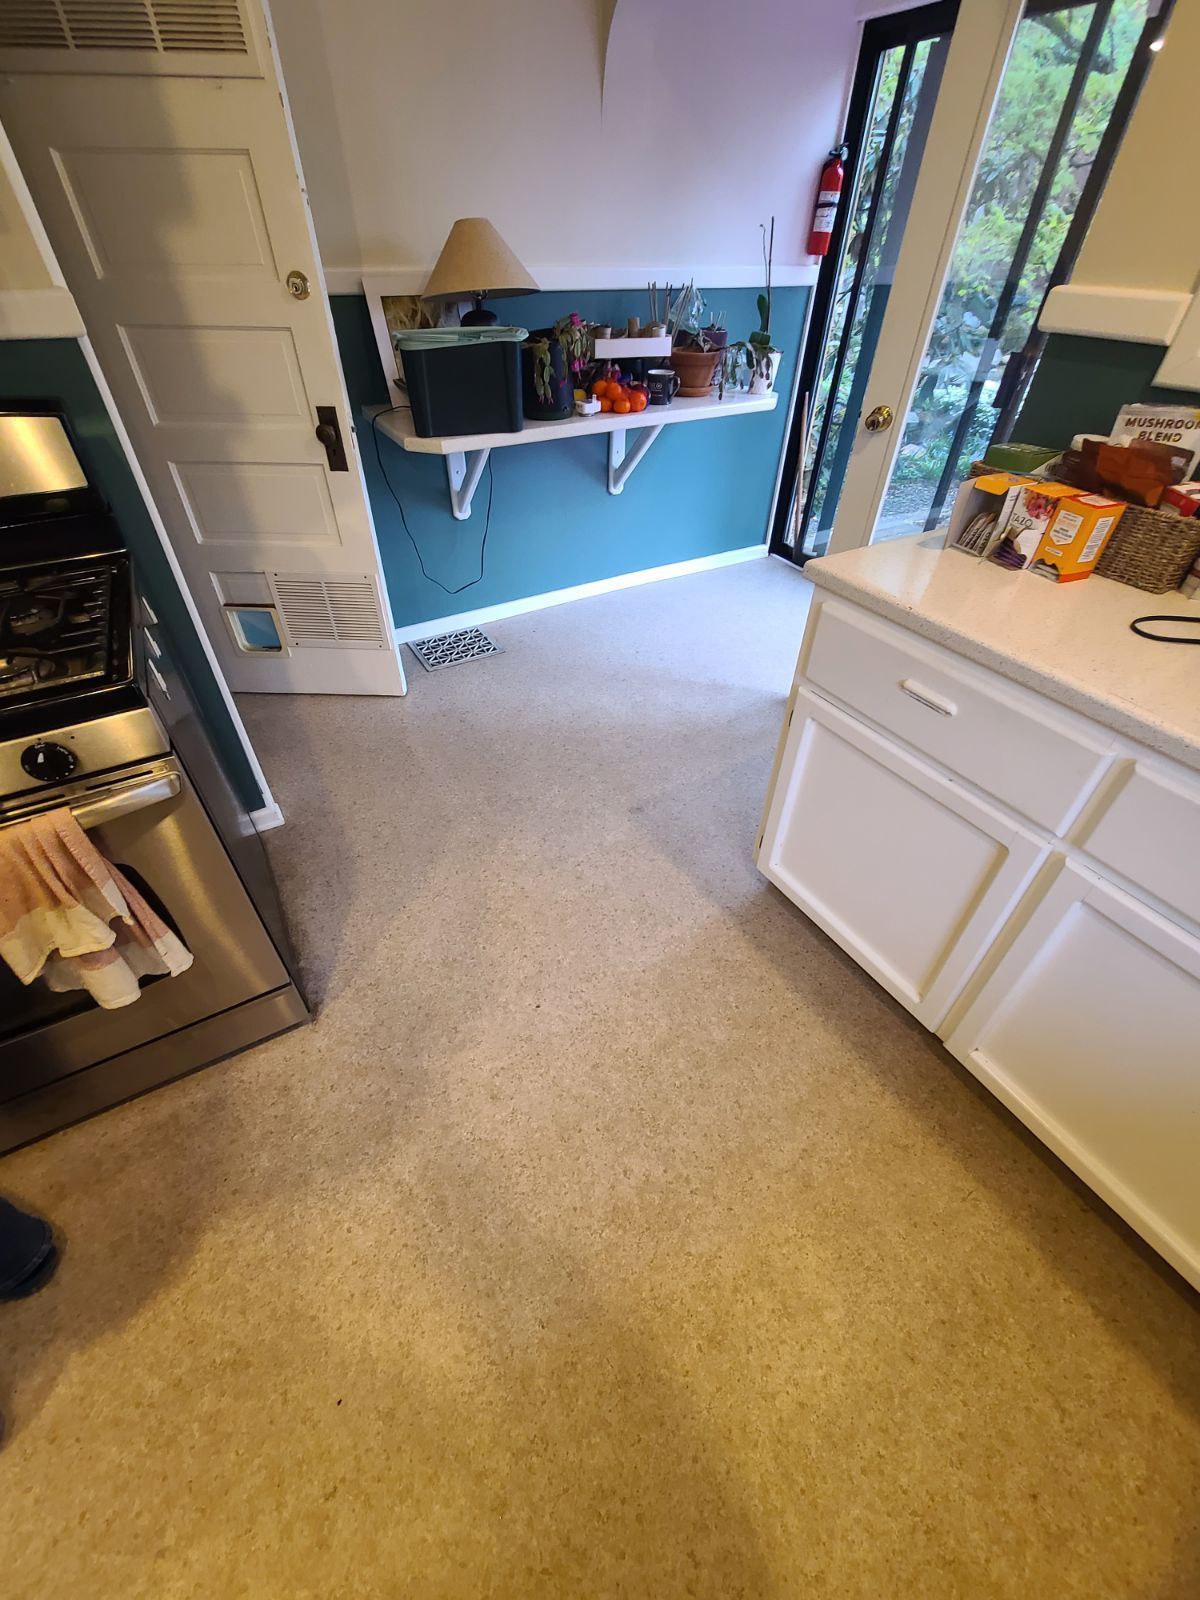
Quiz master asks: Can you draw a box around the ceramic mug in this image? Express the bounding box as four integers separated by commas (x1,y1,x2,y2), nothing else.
646,368,680,406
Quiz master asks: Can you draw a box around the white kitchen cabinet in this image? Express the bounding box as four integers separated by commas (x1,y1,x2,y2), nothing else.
758,689,1047,1030
943,860,1200,1287
760,575,1200,1289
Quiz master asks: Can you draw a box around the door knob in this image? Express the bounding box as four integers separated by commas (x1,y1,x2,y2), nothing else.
315,406,349,472
864,404,894,433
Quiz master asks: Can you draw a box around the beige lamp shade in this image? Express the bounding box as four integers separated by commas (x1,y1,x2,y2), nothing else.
421,218,539,303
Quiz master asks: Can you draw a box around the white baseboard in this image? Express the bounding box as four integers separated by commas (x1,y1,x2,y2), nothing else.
393,544,768,644
250,801,285,832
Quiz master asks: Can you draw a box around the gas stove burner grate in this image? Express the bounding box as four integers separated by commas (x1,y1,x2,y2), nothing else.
406,627,503,672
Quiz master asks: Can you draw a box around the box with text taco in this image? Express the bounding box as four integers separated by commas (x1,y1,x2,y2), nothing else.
946,472,1041,558
1028,492,1126,583
986,480,1078,570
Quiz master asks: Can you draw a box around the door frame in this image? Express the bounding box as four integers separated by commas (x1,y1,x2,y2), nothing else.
769,0,959,562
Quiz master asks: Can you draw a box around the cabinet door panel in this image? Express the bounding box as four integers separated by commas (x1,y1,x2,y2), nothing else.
945,861,1200,1290
1073,756,1200,931
758,690,1046,1028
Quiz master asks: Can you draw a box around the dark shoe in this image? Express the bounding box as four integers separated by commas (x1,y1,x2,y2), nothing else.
1,1241,58,1300
0,1198,58,1301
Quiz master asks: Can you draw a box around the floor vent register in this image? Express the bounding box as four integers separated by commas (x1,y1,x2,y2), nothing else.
406,627,503,672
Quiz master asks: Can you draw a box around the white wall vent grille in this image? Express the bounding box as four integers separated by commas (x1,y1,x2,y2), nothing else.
0,1,248,55
268,574,390,651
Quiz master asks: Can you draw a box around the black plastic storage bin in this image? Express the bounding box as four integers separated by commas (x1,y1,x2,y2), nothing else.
394,327,525,439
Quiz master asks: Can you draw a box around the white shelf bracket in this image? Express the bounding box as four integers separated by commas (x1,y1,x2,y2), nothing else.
608,424,663,495
445,449,490,520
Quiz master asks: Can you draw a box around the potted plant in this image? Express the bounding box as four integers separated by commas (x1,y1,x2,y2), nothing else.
666,282,723,397
522,312,592,421
747,218,781,395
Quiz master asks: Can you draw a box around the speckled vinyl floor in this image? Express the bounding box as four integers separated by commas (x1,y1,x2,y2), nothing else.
1,557,1197,1598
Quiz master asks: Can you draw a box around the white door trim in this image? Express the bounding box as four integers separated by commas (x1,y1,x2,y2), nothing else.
79,336,283,824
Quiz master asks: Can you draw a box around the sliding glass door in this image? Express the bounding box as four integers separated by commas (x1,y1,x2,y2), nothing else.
875,0,1157,540
792,4,956,556
773,0,1165,561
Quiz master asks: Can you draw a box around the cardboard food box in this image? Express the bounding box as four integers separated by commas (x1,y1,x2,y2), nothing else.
1110,404,1200,478
1163,481,1200,517
986,480,1078,570
1028,493,1125,583
945,472,1039,559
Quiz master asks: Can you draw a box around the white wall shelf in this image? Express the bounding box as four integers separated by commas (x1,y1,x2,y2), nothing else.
366,391,779,519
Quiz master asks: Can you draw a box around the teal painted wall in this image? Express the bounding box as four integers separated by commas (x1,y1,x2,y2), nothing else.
332,289,807,629
0,338,264,811
1014,333,1198,450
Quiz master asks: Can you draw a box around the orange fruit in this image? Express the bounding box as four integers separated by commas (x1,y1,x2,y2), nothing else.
599,397,613,412
631,391,648,412
592,380,608,398
613,398,631,415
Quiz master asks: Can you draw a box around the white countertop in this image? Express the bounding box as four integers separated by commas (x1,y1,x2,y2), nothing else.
807,532,1200,772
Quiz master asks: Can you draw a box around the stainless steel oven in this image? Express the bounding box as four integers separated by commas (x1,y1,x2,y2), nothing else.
0,706,305,1150
0,408,307,1151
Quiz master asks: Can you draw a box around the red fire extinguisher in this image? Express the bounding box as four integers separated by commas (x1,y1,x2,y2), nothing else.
808,145,848,257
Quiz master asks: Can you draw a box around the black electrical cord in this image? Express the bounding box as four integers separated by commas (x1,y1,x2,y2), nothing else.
370,406,493,596
1130,615,1200,645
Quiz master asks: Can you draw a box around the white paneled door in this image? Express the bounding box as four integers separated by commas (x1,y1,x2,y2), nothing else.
0,0,405,694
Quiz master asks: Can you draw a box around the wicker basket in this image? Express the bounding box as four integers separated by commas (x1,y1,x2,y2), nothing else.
1095,503,1200,594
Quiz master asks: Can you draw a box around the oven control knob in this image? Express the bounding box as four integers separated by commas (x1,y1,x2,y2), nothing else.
20,741,78,785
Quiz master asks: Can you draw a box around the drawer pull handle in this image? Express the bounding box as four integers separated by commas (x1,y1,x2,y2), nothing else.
900,678,957,717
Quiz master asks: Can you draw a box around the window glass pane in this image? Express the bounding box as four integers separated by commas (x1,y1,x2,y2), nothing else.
226,606,284,653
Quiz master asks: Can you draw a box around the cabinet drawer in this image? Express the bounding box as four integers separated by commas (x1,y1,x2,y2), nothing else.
1074,758,1200,929
803,599,1113,833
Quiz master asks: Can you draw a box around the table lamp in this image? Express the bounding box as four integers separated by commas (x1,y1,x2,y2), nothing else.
421,218,539,326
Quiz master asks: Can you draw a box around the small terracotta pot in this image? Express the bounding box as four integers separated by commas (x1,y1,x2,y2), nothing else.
668,347,721,397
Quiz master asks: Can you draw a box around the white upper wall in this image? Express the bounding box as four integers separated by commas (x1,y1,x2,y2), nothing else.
1074,0,1199,298
270,0,862,286
0,120,57,292
0,116,83,337
0,161,54,292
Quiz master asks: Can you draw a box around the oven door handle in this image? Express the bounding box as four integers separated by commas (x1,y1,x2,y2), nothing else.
72,773,180,829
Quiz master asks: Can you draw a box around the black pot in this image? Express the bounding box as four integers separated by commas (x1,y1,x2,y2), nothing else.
522,332,574,421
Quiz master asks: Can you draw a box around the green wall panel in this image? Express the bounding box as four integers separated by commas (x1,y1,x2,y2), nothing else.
0,338,263,810
332,288,806,629
1014,333,1197,450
